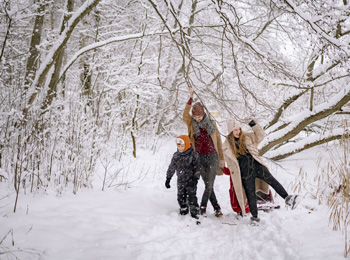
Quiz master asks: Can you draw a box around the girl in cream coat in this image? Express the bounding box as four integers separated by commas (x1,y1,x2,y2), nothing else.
222,120,300,225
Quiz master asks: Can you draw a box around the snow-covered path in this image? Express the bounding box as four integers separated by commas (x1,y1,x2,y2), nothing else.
0,140,346,260
1,180,345,260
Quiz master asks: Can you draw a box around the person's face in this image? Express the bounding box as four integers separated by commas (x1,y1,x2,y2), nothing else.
193,115,204,123
176,143,185,153
232,128,241,138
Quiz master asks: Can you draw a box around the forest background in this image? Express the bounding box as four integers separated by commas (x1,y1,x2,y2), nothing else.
0,0,349,257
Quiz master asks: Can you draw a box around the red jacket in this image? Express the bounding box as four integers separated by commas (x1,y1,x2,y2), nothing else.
222,167,250,214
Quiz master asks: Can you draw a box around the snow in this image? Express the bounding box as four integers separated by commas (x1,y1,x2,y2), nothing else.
0,138,347,260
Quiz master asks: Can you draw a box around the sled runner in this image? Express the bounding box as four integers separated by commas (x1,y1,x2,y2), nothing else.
256,190,280,212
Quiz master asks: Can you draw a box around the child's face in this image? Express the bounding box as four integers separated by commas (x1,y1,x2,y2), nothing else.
176,143,185,152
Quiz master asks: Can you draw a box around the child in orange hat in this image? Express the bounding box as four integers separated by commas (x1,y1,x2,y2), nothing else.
165,135,201,221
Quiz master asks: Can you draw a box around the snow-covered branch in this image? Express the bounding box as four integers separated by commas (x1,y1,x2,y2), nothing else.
212,1,295,78
265,128,346,160
265,89,308,130
282,0,350,56
261,85,350,155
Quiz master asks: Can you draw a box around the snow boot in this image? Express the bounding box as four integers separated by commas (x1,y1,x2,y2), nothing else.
199,206,207,217
191,214,201,225
250,216,260,226
285,195,301,210
179,207,189,215
213,204,223,218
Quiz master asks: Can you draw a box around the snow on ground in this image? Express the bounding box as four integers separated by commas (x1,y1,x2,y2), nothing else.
0,138,347,260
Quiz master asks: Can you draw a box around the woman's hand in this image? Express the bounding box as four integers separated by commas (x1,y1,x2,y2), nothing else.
219,159,225,169
248,120,256,127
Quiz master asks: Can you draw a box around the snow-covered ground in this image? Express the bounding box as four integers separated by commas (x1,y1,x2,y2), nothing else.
0,138,346,260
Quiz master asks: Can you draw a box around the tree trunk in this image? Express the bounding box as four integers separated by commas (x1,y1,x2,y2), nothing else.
41,0,74,112
24,0,45,91
23,0,101,118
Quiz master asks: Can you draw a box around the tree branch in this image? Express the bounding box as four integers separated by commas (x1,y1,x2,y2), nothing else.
265,89,307,130
282,0,349,56
266,129,346,160
260,85,350,155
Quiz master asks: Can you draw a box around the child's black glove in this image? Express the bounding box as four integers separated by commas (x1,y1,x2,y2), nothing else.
165,178,171,189
248,120,256,127
188,176,198,188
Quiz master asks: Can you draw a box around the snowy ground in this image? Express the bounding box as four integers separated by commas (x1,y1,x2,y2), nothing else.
0,138,347,260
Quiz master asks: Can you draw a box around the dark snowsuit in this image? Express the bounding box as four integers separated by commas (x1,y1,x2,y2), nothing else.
166,146,201,217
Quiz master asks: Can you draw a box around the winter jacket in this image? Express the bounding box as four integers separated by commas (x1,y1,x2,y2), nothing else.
183,102,224,175
166,146,201,184
222,124,269,214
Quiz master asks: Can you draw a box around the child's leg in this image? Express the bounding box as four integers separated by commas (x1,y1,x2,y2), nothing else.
187,186,199,217
177,184,189,214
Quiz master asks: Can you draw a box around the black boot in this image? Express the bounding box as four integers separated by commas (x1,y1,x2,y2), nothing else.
213,204,223,217
179,207,189,215
199,205,207,217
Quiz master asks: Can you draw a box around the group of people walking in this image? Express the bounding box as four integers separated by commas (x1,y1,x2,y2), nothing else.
165,88,300,225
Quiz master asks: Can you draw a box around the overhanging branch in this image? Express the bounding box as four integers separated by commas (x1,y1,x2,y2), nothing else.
260,86,350,155
267,132,345,160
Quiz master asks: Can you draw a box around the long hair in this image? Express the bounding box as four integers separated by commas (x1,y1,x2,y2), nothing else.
227,128,247,158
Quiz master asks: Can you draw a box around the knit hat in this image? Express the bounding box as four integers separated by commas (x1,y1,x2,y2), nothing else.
192,102,205,117
176,135,191,152
227,120,241,134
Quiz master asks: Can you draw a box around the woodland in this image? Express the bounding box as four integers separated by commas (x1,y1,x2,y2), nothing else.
0,0,349,199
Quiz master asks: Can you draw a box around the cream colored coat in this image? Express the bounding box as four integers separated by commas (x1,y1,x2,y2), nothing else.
183,103,224,175
222,124,269,214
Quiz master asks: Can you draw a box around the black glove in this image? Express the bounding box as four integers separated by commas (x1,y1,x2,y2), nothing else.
248,120,256,127
165,178,171,189
188,176,198,188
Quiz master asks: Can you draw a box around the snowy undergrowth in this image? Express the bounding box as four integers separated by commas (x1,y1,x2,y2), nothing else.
0,137,347,260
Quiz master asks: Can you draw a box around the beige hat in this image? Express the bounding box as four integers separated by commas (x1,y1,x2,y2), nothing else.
227,120,241,134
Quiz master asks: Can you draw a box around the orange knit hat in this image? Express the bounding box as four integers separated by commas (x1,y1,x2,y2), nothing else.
176,135,191,152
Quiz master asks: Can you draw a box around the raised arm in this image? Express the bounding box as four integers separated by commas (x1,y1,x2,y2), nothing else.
248,120,266,145
183,87,194,126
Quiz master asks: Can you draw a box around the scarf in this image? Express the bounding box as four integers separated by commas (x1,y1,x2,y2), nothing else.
192,114,215,138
